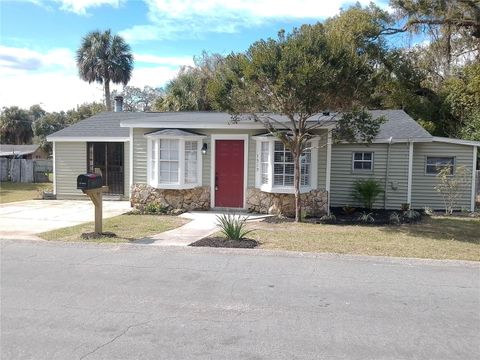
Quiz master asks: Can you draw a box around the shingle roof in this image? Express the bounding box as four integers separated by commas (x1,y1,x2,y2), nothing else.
370,110,432,140
0,144,40,157
47,110,433,141
47,112,130,139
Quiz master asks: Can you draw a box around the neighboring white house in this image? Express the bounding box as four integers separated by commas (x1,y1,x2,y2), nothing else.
47,102,479,215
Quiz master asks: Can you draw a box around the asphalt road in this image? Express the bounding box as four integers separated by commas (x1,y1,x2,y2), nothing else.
1,240,479,360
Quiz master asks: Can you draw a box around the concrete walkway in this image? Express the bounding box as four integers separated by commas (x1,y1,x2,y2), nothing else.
137,211,269,246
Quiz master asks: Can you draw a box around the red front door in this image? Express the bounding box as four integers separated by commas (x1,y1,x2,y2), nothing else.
215,140,244,208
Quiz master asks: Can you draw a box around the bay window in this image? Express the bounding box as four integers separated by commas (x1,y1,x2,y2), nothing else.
255,137,318,193
146,131,204,189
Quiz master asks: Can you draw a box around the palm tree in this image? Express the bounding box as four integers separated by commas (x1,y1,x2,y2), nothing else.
76,30,134,111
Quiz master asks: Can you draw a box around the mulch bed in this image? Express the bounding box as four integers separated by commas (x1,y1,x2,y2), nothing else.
262,208,426,226
190,236,259,248
81,232,117,239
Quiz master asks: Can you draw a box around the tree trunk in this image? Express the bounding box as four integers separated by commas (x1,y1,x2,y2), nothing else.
293,147,302,222
104,80,112,111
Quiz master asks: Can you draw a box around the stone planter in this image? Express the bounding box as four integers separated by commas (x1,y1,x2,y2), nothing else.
246,188,328,217
130,183,210,212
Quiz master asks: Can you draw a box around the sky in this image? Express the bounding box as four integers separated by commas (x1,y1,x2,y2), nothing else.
0,0,392,112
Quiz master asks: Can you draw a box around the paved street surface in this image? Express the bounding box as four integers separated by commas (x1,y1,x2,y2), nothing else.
1,240,479,359
0,200,131,240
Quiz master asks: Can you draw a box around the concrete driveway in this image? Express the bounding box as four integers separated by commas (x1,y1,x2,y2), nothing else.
1,241,479,360
0,200,131,240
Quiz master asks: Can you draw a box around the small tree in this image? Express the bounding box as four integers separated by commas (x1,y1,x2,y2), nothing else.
209,24,384,222
434,165,470,215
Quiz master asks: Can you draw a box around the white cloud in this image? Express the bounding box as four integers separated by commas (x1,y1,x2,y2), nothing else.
0,45,75,71
0,46,192,111
121,0,382,42
27,0,124,15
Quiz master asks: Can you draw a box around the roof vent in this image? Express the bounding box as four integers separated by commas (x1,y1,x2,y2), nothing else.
114,96,123,112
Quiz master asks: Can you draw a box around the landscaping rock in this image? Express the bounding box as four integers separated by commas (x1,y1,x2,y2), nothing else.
246,188,328,217
130,184,210,213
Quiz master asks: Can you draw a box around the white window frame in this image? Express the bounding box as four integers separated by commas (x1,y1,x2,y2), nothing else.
352,151,374,173
255,137,318,194
146,135,204,189
425,156,455,176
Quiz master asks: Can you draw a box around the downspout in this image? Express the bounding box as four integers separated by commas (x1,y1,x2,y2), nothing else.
384,137,393,209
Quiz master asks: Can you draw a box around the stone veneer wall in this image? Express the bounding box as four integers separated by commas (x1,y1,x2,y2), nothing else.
130,183,210,211
246,188,328,217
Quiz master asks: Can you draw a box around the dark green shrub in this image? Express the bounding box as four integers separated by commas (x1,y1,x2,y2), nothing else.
216,213,254,240
352,179,383,210
403,209,421,223
389,212,401,225
144,202,168,214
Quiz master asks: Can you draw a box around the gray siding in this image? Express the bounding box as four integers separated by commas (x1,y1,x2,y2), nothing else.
330,143,409,209
124,141,130,196
317,130,328,190
55,142,87,199
133,128,148,184
411,142,473,210
55,141,130,200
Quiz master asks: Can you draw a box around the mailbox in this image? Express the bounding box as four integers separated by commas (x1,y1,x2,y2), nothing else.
77,173,103,190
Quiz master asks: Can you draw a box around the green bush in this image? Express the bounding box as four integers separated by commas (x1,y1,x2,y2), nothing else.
389,212,401,225
357,211,375,224
403,209,421,223
216,213,254,240
319,214,337,224
352,179,383,210
144,202,168,215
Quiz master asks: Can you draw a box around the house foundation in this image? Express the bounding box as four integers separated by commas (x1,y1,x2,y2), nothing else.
246,188,328,217
130,183,210,212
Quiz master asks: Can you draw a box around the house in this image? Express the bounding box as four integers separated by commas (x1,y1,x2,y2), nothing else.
0,144,49,160
47,99,479,215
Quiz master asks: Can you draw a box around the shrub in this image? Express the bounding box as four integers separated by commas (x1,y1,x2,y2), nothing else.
144,202,168,215
400,203,410,211
216,213,254,240
434,165,469,215
403,209,421,223
352,179,383,210
342,205,356,215
319,214,337,224
357,211,375,224
389,212,401,225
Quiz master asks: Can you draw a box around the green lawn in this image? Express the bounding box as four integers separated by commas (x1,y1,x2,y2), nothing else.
0,182,51,204
39,214,188,243
248,216,480,261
